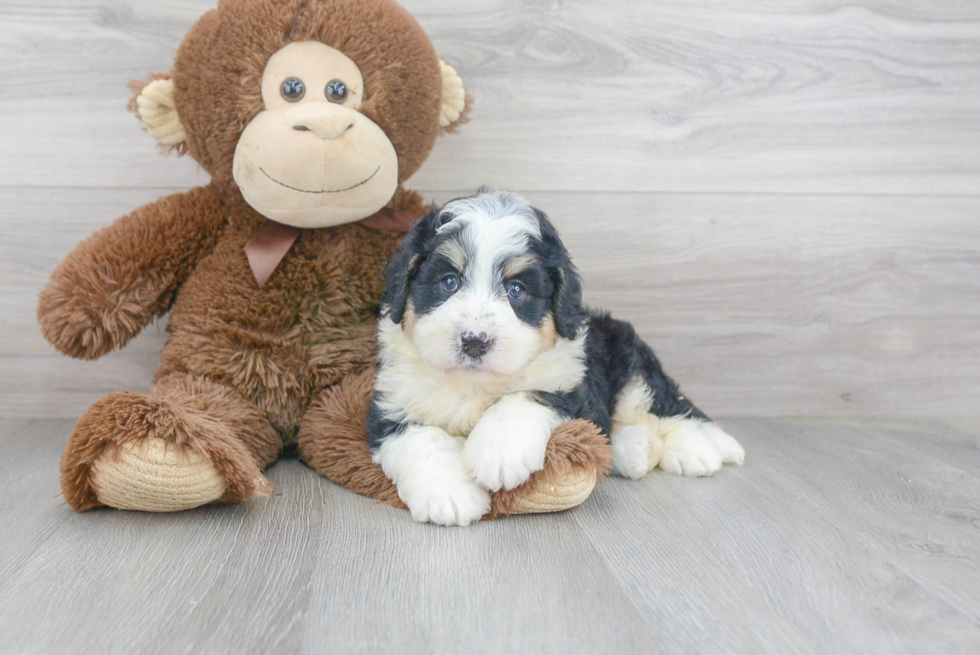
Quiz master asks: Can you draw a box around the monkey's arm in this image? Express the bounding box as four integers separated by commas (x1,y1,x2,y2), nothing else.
38,183,226,360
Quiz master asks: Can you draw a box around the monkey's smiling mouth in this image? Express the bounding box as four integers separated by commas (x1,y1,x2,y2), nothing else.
259,165,380,194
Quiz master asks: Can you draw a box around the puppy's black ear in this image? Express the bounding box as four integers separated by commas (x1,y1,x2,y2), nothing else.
551,264,584,339
551,262,585,339
535,208,585,339
382,205,441,324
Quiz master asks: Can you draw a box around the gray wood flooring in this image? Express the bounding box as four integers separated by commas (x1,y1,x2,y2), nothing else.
2,418,979,654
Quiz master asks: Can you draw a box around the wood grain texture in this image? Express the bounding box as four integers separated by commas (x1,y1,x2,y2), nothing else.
3,187,977,418
1,418,979,654
0,1,978,194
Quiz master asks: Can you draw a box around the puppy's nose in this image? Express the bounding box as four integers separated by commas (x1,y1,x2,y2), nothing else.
460,331,492,359
286,104,355,139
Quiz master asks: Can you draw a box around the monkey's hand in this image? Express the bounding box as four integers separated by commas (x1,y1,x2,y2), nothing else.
38,185,225,360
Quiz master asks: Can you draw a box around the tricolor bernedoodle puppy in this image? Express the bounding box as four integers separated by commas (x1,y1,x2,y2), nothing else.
369,190,745,526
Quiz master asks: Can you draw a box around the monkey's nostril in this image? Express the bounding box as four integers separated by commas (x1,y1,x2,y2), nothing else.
293,125,311,132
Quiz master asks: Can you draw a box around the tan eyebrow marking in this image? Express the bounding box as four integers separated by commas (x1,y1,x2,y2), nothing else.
434,239,468,271
503,254,537,278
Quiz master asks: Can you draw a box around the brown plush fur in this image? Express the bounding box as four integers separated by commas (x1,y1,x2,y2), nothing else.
298,369,406,508
62,376,278,511
41,0,610,517
39,185,226,361
487,421,612,519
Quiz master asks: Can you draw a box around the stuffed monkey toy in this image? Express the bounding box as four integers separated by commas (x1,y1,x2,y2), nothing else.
38,0,611,519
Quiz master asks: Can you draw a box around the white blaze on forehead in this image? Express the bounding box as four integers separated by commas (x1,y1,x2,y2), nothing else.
439,191,541,299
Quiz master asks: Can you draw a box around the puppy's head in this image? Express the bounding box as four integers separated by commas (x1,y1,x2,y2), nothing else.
382,189,584,377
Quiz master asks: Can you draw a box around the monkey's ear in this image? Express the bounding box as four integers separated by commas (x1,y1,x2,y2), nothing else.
439,60,472,133
130,75,188,150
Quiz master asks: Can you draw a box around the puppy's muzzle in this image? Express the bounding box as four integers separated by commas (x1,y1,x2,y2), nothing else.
460,331,492,359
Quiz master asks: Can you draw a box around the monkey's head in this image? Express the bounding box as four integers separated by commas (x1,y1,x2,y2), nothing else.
132,0,469,228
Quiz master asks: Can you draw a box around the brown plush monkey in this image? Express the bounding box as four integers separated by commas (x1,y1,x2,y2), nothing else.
39,0,610,517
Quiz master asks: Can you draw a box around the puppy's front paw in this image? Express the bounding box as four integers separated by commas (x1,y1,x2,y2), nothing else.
659,420,724,477
401,476,491,527
374,425,491,526
463,423,549,492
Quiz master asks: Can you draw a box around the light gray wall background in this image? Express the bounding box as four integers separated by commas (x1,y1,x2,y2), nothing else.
1,0,977,419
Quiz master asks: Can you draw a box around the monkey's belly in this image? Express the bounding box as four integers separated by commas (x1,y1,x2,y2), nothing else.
157,313,379,440
154,220,393,439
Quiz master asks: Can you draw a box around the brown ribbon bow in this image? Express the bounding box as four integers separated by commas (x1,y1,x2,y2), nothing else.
244,207,420,289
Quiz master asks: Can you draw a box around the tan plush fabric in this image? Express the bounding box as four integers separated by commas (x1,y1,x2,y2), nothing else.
41,0,608,517
134,79,187,146
505,467,597,515
92,438,226,512
439,61,466,128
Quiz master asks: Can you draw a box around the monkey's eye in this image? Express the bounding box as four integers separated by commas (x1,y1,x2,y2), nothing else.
507,281,526,301
441,275,459,293
280,77,306,102
325,79,348,103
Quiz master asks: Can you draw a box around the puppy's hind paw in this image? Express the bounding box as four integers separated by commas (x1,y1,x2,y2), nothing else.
701,423,745,465
610,425,655,479
659,420,724,477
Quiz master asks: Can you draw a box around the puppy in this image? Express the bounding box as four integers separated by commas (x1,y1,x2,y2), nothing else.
369,190,745,526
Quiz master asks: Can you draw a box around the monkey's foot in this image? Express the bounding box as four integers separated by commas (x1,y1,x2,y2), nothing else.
61,391,270,512
90,437,226,512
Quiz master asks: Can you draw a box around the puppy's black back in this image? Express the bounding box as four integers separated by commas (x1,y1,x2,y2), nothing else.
538,311,709,435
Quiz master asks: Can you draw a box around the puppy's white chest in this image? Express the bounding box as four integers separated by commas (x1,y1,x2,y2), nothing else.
386,377,502,437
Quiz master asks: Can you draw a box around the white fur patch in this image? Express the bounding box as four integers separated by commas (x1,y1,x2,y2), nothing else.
411,292,545,377
659,420,724,477
375,317,585,437
700,422,746,465
609,425,658,480
462,392,564,491
373,425,490,526
611,375,655,426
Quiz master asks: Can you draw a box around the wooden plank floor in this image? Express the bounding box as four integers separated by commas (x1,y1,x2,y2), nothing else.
2,418,979,654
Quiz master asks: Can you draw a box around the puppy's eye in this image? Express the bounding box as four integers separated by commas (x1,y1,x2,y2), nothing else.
441,275,459,293
280,77,306,102
325,79,348,103
507,281,526,301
